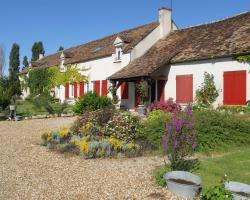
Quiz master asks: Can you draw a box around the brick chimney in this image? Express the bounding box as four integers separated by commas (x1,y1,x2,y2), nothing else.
159,7,172,38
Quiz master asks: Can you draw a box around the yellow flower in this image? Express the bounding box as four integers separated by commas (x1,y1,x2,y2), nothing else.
108,138,122,150
58,128,70,137
127,143,139,150
85,122,91,130
47,131,53,142
79,140,90,154
39,129,48,139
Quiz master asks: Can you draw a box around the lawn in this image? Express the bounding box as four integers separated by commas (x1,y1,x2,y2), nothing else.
196,147,250,189
153,146,250,190
16,100,73,117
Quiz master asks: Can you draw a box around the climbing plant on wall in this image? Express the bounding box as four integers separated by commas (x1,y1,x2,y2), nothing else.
25,64,88,96
236,54,250,62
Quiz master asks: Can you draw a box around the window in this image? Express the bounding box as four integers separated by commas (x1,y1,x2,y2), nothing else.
113,47,122,62
176,75,193,103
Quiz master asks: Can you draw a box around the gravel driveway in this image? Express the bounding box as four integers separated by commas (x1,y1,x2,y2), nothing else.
0,117,179,200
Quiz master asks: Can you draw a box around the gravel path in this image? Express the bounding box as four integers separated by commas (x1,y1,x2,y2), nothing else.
0,117,180,200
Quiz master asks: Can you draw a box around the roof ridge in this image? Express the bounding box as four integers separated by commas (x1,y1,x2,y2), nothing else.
177,10,250,31
63,21,158,52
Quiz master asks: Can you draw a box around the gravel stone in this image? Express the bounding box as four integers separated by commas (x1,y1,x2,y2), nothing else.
0,117,183,200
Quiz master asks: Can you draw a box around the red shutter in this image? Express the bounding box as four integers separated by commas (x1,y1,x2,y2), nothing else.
74,82,78,98
158,80,166,103
176,75,193,103
65,83,69,98
94,80,100,96
121,82,129,99
101,80,108,96
79,81,84,97
224,70,246,105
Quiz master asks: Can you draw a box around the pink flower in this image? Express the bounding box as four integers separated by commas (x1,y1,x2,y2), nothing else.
192,142,197,149
162,135,168,149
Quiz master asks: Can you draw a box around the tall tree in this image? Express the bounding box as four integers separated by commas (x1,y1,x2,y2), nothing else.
58,46,64,51
22,56,29,69
31,41,45,61
9,43,21,96
0,44,5,76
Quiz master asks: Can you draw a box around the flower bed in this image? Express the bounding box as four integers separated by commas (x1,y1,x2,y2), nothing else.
38,107,141,159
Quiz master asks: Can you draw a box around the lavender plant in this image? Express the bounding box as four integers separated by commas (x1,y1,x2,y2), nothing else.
162,105,198,170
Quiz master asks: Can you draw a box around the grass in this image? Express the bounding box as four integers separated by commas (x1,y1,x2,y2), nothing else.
196,147,250,189
16,100,73,117
153,146,250,190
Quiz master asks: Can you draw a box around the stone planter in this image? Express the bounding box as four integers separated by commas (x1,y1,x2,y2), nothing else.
164,171,201,199
14,116,22,121
225,181,250,200
137,105,147,116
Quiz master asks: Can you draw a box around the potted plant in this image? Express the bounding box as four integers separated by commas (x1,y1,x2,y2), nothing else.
136,81,147,116
162,106,201,199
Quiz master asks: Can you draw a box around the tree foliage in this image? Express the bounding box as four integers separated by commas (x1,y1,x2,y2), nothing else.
0,76,11,109
22,56,29,69
9,43,21,97
31,41,45,61
27,67,54,96
0,44,5,76
58,46,64,51
195,72,219,106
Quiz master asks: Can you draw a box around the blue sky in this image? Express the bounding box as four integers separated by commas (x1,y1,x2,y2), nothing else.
1,0,250,74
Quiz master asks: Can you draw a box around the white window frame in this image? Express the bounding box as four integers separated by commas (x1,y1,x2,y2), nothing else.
69,84,74,98
113,46,122,63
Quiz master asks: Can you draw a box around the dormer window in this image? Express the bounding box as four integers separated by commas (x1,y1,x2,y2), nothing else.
113,37,124,63
114,47,122,62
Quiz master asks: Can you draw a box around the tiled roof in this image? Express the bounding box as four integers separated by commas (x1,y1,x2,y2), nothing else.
23,21,159,71
110,11,250,80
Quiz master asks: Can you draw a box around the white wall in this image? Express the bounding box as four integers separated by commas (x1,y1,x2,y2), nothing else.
131,26,162,61
159,58,250,106
58,53,131,103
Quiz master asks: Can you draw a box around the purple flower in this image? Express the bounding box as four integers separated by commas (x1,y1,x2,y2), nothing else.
162,135,168,149
192,131,198,137
166,123,172,136
185,134,190,143
176,120,183,132
173,140,178,149
192,142,197,149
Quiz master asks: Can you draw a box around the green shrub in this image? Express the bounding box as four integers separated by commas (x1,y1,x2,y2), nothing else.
201,185,233,200
138,110,172,148
73,92,112,114
194,110,250,152
104,112,140,142
217,105,250,114
152,165,170,187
